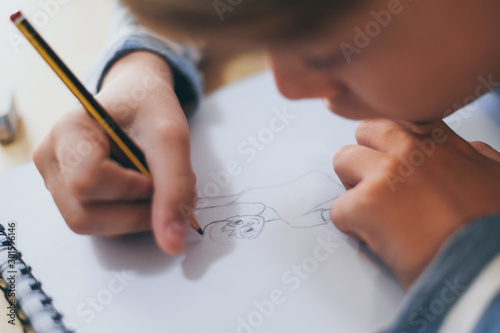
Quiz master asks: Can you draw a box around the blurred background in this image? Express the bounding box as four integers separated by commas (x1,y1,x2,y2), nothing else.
0,0,267,173
0,0,113,172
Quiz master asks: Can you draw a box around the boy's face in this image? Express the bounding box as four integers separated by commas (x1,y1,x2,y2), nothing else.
268,0,500,123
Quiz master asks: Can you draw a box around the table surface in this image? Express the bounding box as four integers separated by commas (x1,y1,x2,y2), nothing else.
0,0,266,331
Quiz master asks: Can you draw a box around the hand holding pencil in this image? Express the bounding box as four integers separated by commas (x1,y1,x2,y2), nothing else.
12,12,202,255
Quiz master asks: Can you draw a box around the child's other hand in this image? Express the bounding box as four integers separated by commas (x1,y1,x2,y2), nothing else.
33,52,197,255
331,119,500,288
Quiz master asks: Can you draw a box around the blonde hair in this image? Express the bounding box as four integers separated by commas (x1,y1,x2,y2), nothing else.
123,0,360,43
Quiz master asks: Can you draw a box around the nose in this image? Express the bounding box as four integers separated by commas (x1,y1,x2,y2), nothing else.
267,50,343,100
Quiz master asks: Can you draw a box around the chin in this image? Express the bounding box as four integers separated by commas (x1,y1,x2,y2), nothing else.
323,99,441,124
323,99,379,120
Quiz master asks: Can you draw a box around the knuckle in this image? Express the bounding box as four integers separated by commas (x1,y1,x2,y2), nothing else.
65,209,93,235
52,108,93,141
171,175,197,200
120,170,152,200
356,182,381,211
67,171,98,200
32,141,47,172
190,171,198,187
119,175,138,200
398,135,415,153
384,156,401,173
354,120,374,141
329,199,346,225
185,173,199,207
355,119,375,132
333,145,349,161
329,197,361,237
155,121,190,143
50,116,72,139
333,145,354,167
184,172,198,194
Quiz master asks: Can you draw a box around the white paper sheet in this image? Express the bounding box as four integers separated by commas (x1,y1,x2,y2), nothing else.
4,71,498,333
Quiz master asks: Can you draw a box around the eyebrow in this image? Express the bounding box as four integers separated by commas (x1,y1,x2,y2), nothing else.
304,49,347,69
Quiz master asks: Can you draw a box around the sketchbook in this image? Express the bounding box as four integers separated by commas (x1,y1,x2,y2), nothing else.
2,71,499,333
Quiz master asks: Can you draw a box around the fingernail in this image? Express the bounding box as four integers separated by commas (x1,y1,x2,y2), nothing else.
167,220,189,240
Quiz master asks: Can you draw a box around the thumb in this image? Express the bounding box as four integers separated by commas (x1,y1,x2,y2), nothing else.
470,141,500,163
143,120,198,255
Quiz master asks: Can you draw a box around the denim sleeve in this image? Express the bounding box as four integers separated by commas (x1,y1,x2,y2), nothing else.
87,1,203,112
387,214,500,333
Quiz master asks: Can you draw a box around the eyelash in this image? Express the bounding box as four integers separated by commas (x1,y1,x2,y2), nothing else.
304,53,346,70
305,61,337,69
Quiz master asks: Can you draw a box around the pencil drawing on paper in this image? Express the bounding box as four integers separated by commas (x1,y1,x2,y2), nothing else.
195,171,344,243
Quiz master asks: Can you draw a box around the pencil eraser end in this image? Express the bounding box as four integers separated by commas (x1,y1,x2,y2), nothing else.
10,11,23,23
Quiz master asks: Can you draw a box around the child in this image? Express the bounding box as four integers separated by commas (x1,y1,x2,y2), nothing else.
33,0,500,331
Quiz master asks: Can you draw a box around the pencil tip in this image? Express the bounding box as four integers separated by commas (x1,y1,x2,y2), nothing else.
197,228,204,236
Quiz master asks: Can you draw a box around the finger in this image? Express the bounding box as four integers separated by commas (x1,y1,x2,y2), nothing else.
355,119,412,153
64,201,152,236
470,141,500,163
33,135,60,192
67,159,153,202
333,145,390,188
53,109,111,181
34,108,108,193
48,181,152,235
329,190,365,241
49,110,154,202
141,110,198,255
149,136,197,255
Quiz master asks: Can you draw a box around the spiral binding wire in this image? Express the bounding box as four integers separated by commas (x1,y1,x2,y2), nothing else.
0,224,72,333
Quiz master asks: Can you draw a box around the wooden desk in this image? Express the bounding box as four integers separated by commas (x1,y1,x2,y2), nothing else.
0,1,266,332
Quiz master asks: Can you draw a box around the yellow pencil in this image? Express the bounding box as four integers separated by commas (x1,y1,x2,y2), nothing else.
11,11,203,235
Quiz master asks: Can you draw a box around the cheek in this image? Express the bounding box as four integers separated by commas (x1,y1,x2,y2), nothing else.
269,52,343,100
335,14,489,123
336,64,452,122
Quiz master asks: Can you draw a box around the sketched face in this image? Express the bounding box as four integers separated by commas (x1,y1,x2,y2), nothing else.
222,216,265,239
206,215,265,243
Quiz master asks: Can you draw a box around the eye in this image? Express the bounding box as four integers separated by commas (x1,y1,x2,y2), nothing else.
245,227,254,234
304,49,347,70
232,220,243,225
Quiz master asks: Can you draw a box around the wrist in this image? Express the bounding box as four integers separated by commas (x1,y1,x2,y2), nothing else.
103,51,174,89
95,51,181,128
99,51,178,114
